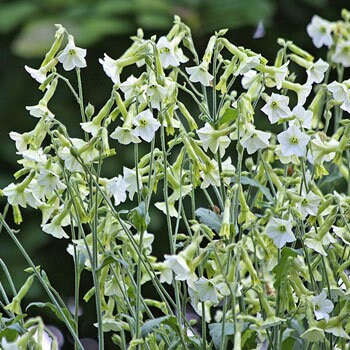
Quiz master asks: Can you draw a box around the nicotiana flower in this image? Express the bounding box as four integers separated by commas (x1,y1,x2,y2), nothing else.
277,125,310,157
132,109,161,142
120,75,146,103
289,105,313,129
196,123,231,155
298,191,321,218
307,15,333,48
57,35,87,71
164,254,191,281
157,36,180,68
110,126,141,145
312,291,334,321
99,53,120,84
193,277,219,303
266,217,296,248
105,175,127,206
332,40,350,67
328,80,350,113
306,59,329,84
269,61,289,90
240,124,271,154
241,70,258,90
185,62,214,86
307,134,339,165
261,93,291,124
26,103,54,119
25,65,47,84
146,81,169,110
37,168,66,195
123,166,142,200
42,220,69,239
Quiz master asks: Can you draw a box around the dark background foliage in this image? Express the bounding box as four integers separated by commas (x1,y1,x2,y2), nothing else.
0,0,347,348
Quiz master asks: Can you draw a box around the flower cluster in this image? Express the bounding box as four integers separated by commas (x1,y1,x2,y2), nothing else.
3,10,350,350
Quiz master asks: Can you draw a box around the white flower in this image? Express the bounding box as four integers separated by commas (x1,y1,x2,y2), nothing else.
20,148,47,164
197,123,231,155
241,70,258,89
193,277,219,303
37,168,66,194
328,80,350,113
240,125,271,154
266,217,296,248
274,145,300,165
120,75,146,103
123,166,142,200
307,15,333,48
185,62,214,86
298,191,321,218
42,220,69,239
25,65,46,83
132,109,160,142
261,93,291,124
296,83,312,106
235,54,260,76
269,61,289,89
332,41,350,67
164,254,191,281
110,126,141,145
105,175,127,206
277,125,310,157
157,36,179,68
26,103,54,119
200,163,221,189
57,35,87,71
306,59,329,84
3,183,27,207
307,134,339,165
312,291,334,321
289,105,313,129
146,82,168,110
99,53,120,84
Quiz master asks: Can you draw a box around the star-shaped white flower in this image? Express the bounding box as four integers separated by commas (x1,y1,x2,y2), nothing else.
332,41,350,67
307,15,333,48
288,105,313,129
312,291,334,321
306,59,329,84
185,62,214,86
132,109,160,142
193,277,219,303
110,126,141,145
266,217,296,248
277,125,310,157
240,125,271,154
42,220,69,239
157,36,180,68
57,35,87,71
197,123,231,155
105,175,127,206
261,93,291,124
99,53,120,84
328,80,350,113
298,191,321,219
26,103,54,119
164,254,191,281
123,166,142,200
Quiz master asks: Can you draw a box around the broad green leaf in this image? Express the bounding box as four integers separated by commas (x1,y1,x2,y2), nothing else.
208,322,235,349
240,176,273,202
195,208,222,233
141,315,177,338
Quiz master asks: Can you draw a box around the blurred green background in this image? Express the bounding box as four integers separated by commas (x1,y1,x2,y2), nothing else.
0,0,347,348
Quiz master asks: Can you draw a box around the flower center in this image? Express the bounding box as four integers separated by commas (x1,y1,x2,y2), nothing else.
278,224,286,232
271,101,278,109
140,119,148,126
301,198,308,206
290,136,299,144
68,49,76,56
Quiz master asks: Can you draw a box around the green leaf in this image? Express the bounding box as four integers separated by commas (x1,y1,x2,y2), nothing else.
219,108,238,125
240,176,273,202
26,302,75,329
141,315,177,338
128,202,150,232
208,322,235,349
195,208,222,233
97,253,128,272
272,247,299,289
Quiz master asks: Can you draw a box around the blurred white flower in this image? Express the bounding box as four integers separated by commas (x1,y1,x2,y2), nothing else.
99,53,120,84
289,105,313,129
197,123,230,155
307,15,333,48
164,254,191,281
332,41,350,67
298,191,321,218
328,80,350,113
110,126,141,145
306,59,329,84
186,62,214,86
312,291,334,321
240,124,271,154
266,217,296,248
105,175,127,206
57,35,87,71
193,277,219,303
26,104,54,119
